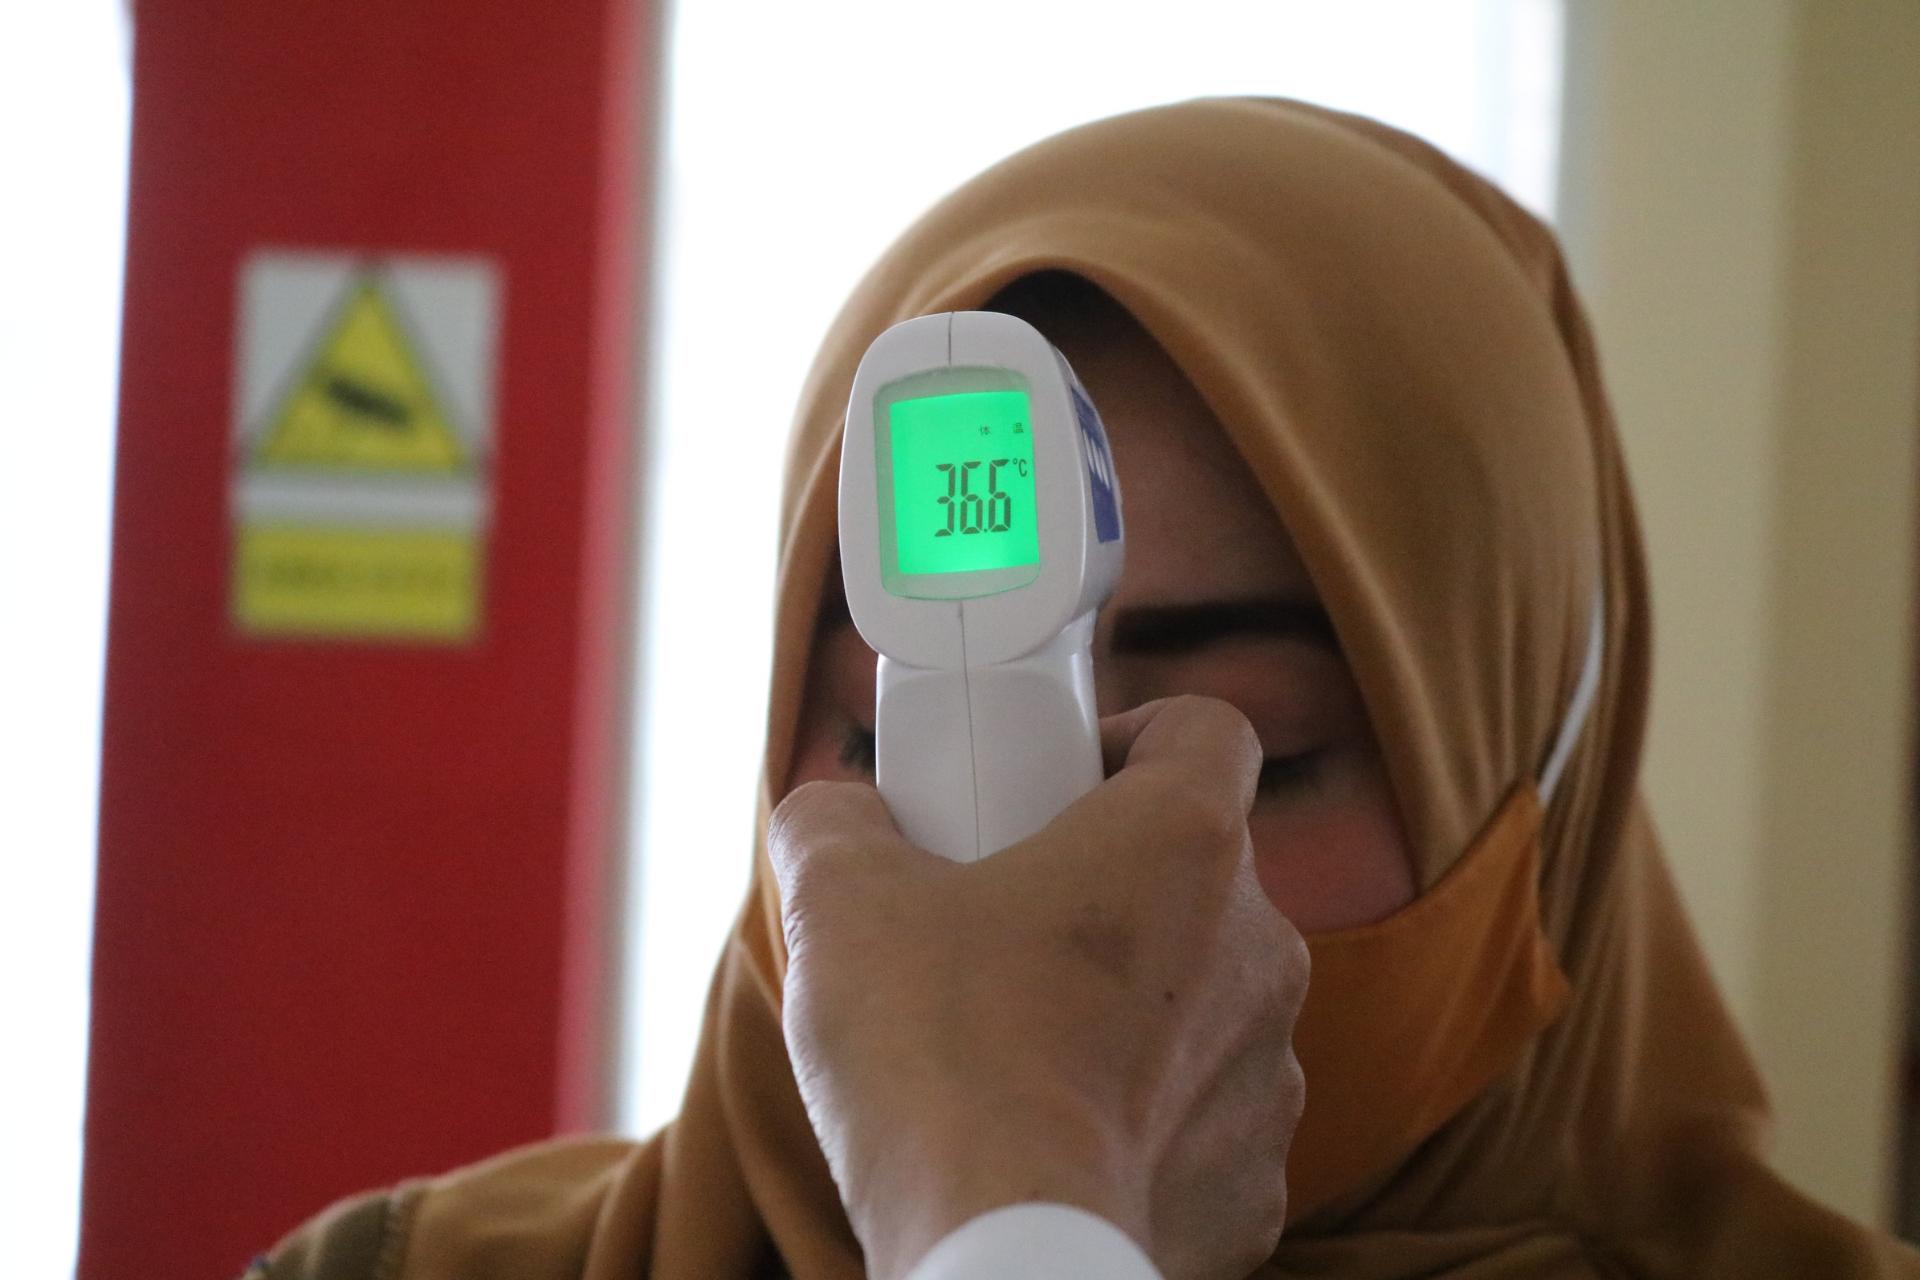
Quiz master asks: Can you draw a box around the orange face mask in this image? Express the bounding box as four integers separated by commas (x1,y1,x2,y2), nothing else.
1285,783,1571,1222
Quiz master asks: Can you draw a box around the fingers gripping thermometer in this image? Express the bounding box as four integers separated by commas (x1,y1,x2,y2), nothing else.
838,312,1125,862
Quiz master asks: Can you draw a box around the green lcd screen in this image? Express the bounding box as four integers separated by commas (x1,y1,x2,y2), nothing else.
887,389,1041,576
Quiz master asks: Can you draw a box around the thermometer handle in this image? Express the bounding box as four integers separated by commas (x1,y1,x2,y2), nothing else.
876,611,1103,862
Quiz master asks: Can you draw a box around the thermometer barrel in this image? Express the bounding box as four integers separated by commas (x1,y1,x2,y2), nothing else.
877,611,1103,862
840,311,1123,866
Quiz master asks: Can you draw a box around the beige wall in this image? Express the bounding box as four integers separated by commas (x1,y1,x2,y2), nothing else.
1557,0,1920,1225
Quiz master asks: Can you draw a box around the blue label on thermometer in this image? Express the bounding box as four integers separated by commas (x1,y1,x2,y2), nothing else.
1072,386,1122,544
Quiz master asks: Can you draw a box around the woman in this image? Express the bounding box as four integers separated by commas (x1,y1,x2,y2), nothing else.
258,98,1918,1277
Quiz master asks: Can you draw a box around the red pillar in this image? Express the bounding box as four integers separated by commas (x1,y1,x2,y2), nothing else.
80,4,655,1277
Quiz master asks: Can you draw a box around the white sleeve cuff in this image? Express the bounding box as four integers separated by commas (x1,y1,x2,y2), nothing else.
903,1203,1161,1280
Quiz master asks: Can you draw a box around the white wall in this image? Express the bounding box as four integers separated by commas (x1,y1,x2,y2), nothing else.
1558,0,1920,1225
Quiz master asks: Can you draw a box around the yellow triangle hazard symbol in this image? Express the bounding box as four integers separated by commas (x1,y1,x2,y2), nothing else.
255,277,468,472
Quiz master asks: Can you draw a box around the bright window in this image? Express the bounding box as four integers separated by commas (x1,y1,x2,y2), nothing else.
0,1,132,1274
624,0,1566,1133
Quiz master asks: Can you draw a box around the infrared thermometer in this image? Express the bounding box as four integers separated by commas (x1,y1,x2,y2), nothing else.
838,311,1125,862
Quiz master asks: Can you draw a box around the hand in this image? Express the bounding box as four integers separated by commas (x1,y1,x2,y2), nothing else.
769,695,1309,1280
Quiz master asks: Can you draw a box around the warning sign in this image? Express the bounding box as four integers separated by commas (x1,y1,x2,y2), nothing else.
229,251,500,643
233,526,479,639
255,279,468,473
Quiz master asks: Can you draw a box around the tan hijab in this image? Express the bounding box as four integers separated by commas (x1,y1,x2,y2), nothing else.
266,98,1918,1280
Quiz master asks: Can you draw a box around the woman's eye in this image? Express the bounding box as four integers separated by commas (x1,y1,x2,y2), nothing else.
838,723,876,774
1256,750,1324,798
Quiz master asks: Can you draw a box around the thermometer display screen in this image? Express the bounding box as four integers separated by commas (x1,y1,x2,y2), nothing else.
888,390,1041,576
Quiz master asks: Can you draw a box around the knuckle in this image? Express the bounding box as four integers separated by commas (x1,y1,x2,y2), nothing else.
1257,919,1311,1019
1277,917,1311,991
1198,800,1251,856
1164,691,1230,723
767,784,859,919
1244,893,1306,963
1146,774,1244,854
768,778,839,844
1169,693,1260,758
1250,1218,1286,1274
1281,1047,1307,1127
1222,1188,1286,1275
1240,909,1310,1029
775,878,821,958
770,781,868,866
1162,692,1220,719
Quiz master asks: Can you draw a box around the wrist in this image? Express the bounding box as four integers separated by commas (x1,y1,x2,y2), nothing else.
846,1093,1151,1280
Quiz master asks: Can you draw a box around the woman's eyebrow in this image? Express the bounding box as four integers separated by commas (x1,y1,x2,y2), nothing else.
1108,597,1339,656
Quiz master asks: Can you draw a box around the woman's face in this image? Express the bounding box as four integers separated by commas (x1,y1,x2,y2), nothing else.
787,292,1415,932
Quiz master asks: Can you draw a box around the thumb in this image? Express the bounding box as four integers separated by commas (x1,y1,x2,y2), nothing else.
1100,696,1262,816
766,779,915,910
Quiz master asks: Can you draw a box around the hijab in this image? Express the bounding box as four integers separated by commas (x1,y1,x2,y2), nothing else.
268,96,1919,1280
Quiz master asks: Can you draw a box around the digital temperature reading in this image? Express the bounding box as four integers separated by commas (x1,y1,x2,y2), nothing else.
843,311,1125,861
888,389,1041,576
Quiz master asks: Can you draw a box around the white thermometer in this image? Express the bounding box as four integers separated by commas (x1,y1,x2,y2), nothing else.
839,311,1125,862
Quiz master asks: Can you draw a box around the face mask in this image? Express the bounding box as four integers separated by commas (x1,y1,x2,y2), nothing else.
1284,782,1571,1221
